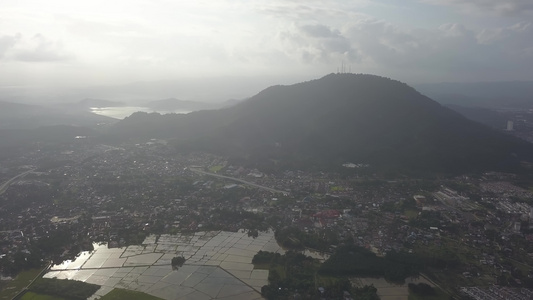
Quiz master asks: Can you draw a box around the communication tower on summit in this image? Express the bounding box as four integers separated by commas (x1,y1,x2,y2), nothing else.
337,61,351,74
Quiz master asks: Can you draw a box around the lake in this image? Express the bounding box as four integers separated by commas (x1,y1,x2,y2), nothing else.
91,106,192,119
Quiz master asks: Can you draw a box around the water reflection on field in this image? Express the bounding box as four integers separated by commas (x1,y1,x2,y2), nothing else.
44,230,283,300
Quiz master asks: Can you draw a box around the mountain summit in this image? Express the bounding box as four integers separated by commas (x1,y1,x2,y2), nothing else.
112,74,533,173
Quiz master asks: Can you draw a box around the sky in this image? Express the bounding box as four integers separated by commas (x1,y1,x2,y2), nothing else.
1,0,533,102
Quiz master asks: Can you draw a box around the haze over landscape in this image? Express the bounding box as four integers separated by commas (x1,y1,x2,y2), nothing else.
2,0,533,103
2,1,533,300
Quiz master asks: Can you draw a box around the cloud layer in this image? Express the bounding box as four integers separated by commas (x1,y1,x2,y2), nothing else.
1,0,532,92
422,0,533,16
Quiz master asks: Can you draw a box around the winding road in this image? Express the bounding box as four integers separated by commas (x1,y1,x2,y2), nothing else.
189,167,289,195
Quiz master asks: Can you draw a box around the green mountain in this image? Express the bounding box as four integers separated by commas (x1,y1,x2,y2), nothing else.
111,74,533,173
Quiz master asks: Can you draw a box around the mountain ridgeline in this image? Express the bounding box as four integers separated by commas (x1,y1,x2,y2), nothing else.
111,74,533,173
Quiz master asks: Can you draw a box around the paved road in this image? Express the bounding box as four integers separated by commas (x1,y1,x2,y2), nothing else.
0,168,35,195
189,167,289,195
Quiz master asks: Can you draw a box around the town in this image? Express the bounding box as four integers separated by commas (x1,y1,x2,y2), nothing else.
1,137,533,299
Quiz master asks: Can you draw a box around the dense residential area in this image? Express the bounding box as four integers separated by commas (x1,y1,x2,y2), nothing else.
1,138,533,299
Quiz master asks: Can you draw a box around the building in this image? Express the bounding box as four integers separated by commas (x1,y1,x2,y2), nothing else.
507,121,514,131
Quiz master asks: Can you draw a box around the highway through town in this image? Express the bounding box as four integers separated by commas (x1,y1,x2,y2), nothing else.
189,167,289,195
0,168,35,195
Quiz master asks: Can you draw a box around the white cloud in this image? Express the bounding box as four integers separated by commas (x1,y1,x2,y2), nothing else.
1,0,533,89
279,23,358,64
0,33,72,62
477,22,533,44
421,0,533,16
12,34,72,62
257,0,369,20
0,34,20,58
275,17,533,81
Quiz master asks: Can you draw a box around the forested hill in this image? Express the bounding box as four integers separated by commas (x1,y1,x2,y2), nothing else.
110,74,533,174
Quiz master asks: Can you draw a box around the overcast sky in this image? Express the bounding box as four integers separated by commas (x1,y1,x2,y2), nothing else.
1,0,533,101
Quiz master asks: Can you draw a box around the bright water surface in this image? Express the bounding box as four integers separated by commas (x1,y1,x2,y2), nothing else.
45,230,282,300
91,106,191,119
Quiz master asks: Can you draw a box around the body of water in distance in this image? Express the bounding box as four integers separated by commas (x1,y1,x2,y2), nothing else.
91,106,192,119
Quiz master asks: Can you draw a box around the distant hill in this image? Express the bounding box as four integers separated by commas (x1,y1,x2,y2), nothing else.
0,101,37,114
0,101,116,130
446,104,508,130
218,98,243,108
144,98,242,111
111,74,533,174
78,98,125,108
0,100,110,160
144,98,216,111
0,124,100,161
414,81,533,109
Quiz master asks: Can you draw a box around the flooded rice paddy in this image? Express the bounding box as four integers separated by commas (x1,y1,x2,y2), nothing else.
44,230,283,300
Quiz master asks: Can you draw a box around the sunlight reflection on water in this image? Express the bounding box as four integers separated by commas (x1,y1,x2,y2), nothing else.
91,106,191,119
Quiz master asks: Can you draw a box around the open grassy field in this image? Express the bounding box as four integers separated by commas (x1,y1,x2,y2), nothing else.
208,165,224,173
408,287,449,300
99,288,164,300
0,268,44,300
20,291,67,300
404,209,418,220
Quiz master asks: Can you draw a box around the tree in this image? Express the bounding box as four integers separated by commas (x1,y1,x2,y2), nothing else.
353,285,380,300
408,282,436,296
171,256,186,270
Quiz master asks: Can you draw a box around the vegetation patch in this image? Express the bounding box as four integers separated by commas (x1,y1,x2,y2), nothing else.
258,251,324,299
408,283,449,300
20,291,67,300
171,256,186,270
252,251,277,270
330,186,344,192
28,278,99,300
319,245,422,283
404,209,419,220
98,288,164,300
254,251,379,300
0,268,44,300
208,165,224,173
275,227,339,252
